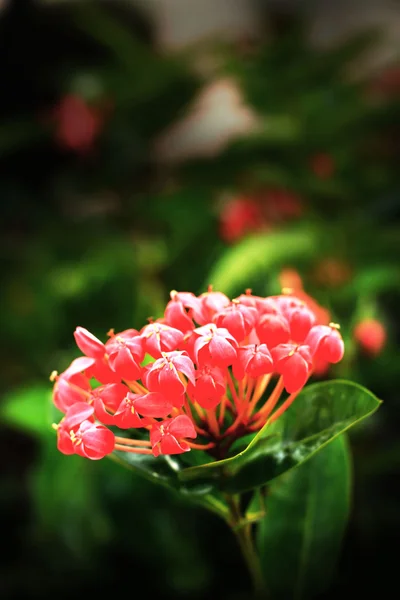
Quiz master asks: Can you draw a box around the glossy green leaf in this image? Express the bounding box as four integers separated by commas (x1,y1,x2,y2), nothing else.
206,226,319,296
177,380,380,493
110,450,230,520
113,380,379,501
257,435,351,599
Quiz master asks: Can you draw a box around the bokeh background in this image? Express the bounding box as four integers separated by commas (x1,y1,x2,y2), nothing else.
1,1,399,599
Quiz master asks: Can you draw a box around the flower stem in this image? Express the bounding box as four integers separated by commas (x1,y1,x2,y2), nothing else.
251,376,284,424
114,443,153,454
114,436,151,447
226,495,267,598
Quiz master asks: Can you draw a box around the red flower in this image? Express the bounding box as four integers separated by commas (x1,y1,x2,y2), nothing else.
275,296,317,343
271,343,313,393
233,344,273,379
150,415,197,457
57,403,114,460
278,269,331,325
72,328,122,384
52,356,94,412
214,301,258,342
306,324,344,364
187,366,226,409
164,290,199,332
256,313,291,348
91,383,129,423
86,358,121,385
234,289,264,308
96,389,171,429
74,327,106,359
143,351,195,406
191,289,230,325
140,322,184,358
106,329,144,380
193,324,238,367
354,319,386,356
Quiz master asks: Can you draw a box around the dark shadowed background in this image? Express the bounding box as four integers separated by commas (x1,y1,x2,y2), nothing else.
0,1,399,599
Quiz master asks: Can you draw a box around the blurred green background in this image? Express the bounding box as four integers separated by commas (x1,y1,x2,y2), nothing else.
0,1,399,599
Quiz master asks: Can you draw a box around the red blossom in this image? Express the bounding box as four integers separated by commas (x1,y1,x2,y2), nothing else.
140,322,184,358
306,324,344,364
275,297,316,343
278,270,331,325
74,327,106,359
214,301,258,342
57,403,114,460
72,329,121,384
52,356,94,412
354,319,386,356
91,383,130,424
191,289,230,325
193,324,238,367
143,351,195,406
256,313,291,348
233,344,273,380
164,290,199,332
150,415,197,457
106,329,144,380
97,390,171,429
234,290,264,308
86,358,122,384
187,366,226,409
271,343,313,393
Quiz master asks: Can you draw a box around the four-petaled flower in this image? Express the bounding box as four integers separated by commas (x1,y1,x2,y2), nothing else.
57,403,115,459
150,415,197,457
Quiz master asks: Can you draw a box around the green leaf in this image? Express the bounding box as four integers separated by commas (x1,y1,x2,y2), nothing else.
113,381,379,500
258,435,351,599
110,451,230,520
207,226,319,296
177,380,380,493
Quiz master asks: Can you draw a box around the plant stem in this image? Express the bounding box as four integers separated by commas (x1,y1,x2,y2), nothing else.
226,495,267,598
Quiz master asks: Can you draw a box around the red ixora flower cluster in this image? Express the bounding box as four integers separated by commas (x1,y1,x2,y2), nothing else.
51,287,344,460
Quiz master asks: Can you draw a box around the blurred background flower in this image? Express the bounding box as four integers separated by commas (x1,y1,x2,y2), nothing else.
0,1,399,599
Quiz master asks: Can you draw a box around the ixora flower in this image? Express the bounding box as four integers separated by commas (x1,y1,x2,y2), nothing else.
50,287,345,461
353,318,387,356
